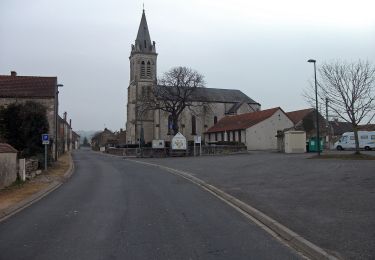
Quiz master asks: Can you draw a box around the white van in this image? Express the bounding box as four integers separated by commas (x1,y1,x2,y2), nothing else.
335,131,375,150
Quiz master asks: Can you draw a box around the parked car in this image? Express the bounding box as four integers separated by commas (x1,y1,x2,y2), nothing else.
335,131,375,150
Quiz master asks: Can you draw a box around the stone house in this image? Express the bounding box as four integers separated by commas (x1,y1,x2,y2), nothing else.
126,10,260,144
205,107,294,150
58,112,80,154
72,131,81,149
91,128,117,150
0,143,18,189
0,71,59,159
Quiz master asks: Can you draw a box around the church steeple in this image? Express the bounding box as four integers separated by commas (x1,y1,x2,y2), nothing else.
129,9,157,83
132,9,156,54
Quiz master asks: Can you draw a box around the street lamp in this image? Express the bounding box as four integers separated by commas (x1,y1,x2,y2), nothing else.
55,83,63,161
307,59,320,156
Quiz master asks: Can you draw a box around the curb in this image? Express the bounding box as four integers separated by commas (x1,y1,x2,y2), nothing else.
0,153,74,222
127,159,339,260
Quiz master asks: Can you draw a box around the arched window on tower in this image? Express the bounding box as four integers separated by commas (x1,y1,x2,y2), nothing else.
141,61,145,78
191,115,196,135
147,61,151,78
214,116,218,124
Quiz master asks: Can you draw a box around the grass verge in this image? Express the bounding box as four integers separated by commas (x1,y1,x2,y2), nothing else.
0,153,71,212
309,153,375,160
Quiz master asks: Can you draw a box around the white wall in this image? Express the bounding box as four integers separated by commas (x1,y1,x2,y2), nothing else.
284,131,306,153
0,153,17,189
245,109,294,150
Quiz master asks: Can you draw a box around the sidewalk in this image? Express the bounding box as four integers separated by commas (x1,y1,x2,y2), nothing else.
0,152,73,221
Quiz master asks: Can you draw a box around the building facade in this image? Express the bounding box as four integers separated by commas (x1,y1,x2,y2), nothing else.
205,107,294,150
0,71,78,158
126,10,261,144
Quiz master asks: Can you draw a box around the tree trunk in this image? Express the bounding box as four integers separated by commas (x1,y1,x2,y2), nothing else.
353,125,360,155
172,116,179,135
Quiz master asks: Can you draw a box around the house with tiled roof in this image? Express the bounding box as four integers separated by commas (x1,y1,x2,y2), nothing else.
286,108,328,140
204,107,294,150
0,71,61,159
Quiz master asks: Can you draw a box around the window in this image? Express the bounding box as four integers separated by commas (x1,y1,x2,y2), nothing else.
214,116,218,124
232,131,235,141
238,130,242,143
144,40,147,49
371,135,375,140
350,136,355,140
141,61,145,78
191,116,196,135
360,135,368,140
208,133,211,142
221,132,224,141
215,132,218,141
147,61,151,77
168,115,173,135
227,131,230,141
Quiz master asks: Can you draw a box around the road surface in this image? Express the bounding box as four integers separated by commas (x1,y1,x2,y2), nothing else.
0,149,301,259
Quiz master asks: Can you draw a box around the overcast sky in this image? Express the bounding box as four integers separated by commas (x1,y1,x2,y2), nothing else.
1,0,374,131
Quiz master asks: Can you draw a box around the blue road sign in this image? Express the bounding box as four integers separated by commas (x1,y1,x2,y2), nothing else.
42,134,49,144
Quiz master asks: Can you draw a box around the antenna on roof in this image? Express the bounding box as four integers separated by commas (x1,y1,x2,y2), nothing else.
143,3,145,11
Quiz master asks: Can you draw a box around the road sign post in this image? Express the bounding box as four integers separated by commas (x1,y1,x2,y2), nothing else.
42,134,49,170
194,135,201,156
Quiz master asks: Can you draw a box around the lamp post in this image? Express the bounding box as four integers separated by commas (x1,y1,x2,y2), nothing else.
307,59,320,156
55,83,63,161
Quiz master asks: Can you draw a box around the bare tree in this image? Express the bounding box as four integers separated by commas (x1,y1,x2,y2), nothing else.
137,66,207,135
304,60,375,154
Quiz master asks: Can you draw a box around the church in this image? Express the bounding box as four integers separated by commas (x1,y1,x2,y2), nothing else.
126,10,261,144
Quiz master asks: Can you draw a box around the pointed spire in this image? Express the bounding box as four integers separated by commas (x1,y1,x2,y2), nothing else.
134,9,154,53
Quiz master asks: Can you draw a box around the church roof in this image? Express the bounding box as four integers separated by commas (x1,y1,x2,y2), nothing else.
135,10,153,53
155,85,259,104
193,87,259,104
206,107,282,133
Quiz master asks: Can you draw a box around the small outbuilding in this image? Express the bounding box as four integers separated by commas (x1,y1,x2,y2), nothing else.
0,143,18,189
283,131,306,153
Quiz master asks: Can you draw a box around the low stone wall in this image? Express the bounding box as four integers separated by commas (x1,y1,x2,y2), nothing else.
0,153,18,189
201,145,247,155
106,147,167,157
106,145,247,158
25,159,41,179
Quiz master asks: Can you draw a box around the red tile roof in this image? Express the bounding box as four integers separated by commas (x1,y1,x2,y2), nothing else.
206,107,281,133
0,143,18,153
286,108,314,124
0,73,57,98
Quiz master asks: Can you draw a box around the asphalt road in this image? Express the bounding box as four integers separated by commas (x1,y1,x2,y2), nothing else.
140,152,375,259
0,149,301,260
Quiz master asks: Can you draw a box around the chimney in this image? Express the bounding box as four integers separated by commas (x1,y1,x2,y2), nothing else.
10,71,17,77
63,112,67,121
69,119,72,127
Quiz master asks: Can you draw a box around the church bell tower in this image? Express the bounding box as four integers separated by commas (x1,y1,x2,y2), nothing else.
126,9,158,144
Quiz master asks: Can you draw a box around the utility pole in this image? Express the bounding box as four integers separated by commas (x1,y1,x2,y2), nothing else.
326,98,329,149
308,59,320,155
